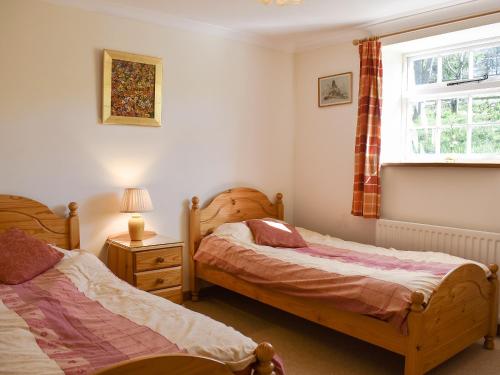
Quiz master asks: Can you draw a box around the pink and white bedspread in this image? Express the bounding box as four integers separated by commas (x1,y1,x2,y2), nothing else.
194,222,490,334
0,249,259,374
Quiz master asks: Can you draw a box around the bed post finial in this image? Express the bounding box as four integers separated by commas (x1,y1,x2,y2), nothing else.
255,342,275,375
275,193,284,221
192,196,200,210
410,291,425,313
488,264,498,278
69,202,78,217
68,202,80,250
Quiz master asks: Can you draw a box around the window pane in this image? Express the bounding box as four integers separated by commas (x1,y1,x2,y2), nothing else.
410,100,437,127
472,96,500,123
410,129,436,154
413,58,437,85
442,52,469,82
473,47,500,77
441,98,468,125
472,126,500,153
440,127,467,154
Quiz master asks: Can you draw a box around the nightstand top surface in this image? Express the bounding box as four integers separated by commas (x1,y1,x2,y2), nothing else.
107,231,183,250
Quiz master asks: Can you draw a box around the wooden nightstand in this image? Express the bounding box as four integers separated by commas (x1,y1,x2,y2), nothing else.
106,231,183,304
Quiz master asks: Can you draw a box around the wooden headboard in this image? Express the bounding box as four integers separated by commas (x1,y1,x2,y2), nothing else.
0,195,80,250
188,187,283,293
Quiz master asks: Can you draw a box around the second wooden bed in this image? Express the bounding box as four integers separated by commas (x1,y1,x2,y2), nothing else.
189,187,498,375
0,194,276,375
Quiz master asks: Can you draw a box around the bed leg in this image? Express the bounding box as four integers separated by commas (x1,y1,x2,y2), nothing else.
484,336,495,350
191,290,199,302
484,264,498,350
254,342,275,375
405,292,425,375
404,356,423,375
191,278,200,301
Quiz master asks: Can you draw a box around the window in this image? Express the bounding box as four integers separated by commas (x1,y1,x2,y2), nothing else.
402,41,500,162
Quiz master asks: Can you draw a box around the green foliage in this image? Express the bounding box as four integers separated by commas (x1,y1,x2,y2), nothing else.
409,46,500,156
442,52,469,82
413,58,437,85
472,96,500,123
441,127,467,153
410,96,500,155
472,126,500,153
412,129,435,154
411,101,436,126
474,47,500,77
441,98,467,125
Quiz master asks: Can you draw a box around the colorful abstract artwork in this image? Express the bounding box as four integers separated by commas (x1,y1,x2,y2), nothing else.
103,50,162,126
111,60,156,118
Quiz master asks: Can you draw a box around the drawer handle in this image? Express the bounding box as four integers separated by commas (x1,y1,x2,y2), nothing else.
156,257,165,263
156,278,165,284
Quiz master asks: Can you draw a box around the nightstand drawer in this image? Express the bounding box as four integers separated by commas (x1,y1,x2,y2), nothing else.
134,246,182,272
135,267,181,291
151,286,183,304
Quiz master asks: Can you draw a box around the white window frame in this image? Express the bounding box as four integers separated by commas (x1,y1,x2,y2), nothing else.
401,38,500,163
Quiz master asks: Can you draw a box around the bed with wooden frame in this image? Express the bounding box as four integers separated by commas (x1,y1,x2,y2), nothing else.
0,194,276,375
189,187,499,375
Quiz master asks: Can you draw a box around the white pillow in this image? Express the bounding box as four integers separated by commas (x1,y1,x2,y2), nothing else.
212,222,255,244
49,245,77,258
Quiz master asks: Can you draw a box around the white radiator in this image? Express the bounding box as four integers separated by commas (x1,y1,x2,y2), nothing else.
376,219,500,321
376,219,500,267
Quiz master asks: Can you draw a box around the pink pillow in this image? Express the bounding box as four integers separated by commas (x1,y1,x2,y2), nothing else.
0,228,64,284
246,219,308,248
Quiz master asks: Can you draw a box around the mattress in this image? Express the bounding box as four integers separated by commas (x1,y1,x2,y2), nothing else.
194,221,490,333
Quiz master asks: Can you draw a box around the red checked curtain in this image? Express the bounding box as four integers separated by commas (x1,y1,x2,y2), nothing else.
351,40,383,219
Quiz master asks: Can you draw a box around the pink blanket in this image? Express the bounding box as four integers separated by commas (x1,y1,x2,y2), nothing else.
194,235,460,333
0,268,182,374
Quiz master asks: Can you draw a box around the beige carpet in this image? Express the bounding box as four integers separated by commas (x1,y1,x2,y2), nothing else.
184,287,499,375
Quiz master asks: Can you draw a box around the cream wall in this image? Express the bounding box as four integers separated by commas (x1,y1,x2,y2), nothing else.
294,42,377,244
294,24,500,244
0,0,295,288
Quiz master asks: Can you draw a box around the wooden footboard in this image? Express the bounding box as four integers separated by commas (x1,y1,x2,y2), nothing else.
404,263,498,375
94,342,276,375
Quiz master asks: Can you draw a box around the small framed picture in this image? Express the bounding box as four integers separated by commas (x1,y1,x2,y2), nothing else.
318,72,352,107
102,49,162,127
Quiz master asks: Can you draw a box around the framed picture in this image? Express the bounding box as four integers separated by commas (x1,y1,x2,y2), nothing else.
102,50,162,126
318,72,352,107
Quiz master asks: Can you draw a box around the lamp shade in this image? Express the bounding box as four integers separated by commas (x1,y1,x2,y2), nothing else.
120,188,153,213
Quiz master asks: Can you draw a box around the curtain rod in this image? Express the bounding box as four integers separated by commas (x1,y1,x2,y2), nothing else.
352,8,500,46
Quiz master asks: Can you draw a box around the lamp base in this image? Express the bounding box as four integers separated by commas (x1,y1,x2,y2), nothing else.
128,214,145,241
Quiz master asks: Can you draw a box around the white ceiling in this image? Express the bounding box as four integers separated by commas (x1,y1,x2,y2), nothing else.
47,0,500,51
100,0,468,34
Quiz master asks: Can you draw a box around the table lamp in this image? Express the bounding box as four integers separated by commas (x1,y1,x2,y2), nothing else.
120,188,153,241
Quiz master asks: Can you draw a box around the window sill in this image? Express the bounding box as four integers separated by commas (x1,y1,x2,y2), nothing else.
382,162,500,169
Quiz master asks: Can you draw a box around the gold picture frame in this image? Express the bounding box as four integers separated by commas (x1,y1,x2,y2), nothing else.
102,49,162,127
318,72,353,107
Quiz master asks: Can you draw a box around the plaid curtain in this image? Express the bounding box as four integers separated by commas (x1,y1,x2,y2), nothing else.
351,40,383,219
